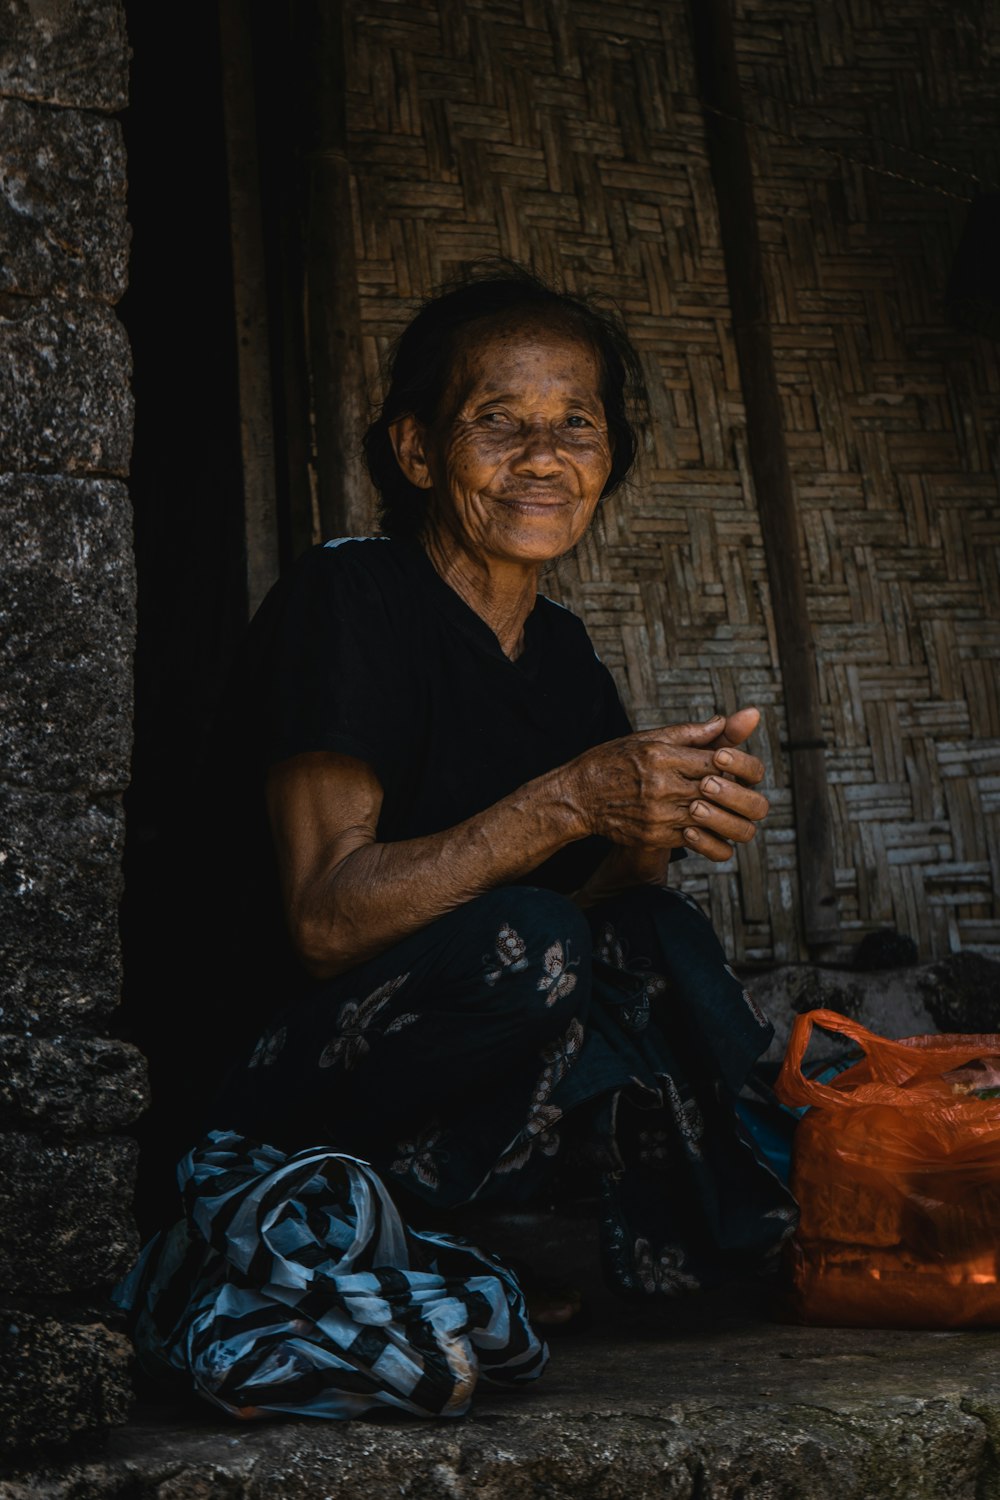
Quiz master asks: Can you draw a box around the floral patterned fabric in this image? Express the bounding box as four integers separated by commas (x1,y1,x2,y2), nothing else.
213,883,797,1295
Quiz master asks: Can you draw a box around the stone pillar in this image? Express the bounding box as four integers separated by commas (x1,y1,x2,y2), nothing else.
0,0,148,1454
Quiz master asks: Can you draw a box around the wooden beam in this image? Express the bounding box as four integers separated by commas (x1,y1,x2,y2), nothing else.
218,0,280,616
295,0,371,540
689,0,840,952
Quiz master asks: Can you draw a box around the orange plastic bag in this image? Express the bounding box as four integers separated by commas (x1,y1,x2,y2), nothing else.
774,1008,1000,1328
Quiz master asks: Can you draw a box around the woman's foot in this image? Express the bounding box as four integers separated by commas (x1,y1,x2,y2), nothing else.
528,1284,585,1328
507,1257,588,1332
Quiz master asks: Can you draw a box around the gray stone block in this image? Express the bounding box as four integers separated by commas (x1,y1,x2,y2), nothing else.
0,476,134,791
755,952,1000,1070
0,0,128,112
0,297,132,474
0,1035,147,1137
0,1133,139,1294
0,789,124,1034
0,1309,132,1452
0,98,128,301
921,950,1000,1033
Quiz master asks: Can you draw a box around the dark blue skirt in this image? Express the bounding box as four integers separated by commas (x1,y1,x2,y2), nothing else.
116,883,796,1417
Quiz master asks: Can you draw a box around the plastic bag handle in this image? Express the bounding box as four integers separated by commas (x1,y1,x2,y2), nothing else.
775,1008,1000,1110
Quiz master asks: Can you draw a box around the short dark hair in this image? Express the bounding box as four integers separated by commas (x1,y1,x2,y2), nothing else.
363,263,647,540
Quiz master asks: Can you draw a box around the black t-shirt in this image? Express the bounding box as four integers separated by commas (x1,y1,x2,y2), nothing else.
206,536,639,1044
243,536,632,895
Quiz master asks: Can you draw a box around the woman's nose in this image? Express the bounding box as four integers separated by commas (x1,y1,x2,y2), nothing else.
510,421,563,476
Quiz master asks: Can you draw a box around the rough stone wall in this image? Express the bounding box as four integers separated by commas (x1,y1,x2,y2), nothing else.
0,0,147,1456
344,0,1000,964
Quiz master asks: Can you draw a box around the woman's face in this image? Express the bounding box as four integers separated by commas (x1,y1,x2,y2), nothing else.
396,320,614,568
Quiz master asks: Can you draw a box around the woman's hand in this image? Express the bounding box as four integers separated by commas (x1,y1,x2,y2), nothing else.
560,709,769,864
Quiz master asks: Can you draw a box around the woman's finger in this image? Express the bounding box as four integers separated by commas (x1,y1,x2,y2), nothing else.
698,775,769,822
682,825,738,861
688,799,760,844
707,705,760,751
710,746,765,784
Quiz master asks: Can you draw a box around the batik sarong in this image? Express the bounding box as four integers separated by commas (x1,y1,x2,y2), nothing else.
211,882,798,1295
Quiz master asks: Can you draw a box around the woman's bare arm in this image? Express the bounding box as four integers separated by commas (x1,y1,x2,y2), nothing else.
268,750,582,978
267,712,769,979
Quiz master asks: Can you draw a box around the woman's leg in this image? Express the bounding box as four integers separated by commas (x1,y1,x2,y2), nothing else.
589,883,773,1091
211,885,592,1208
575,884,798,1295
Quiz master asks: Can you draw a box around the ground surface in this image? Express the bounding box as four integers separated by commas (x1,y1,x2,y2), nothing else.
7,1212,1000,1499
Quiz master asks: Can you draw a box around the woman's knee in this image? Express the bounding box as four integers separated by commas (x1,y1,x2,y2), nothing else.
591,881,711,940
472,886,591,1029
475,885,591,963
589,880,731,989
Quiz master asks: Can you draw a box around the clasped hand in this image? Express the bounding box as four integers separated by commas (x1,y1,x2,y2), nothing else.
569,705,769,863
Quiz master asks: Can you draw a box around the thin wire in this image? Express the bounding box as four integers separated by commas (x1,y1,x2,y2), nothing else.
777,97,992,189
700,100,977,203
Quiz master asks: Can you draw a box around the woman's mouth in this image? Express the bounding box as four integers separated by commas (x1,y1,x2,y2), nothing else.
490,491,570,511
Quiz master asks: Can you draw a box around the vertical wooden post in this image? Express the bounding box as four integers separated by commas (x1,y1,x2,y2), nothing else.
218,0,280,616
689,0,840,952
295,0,371,539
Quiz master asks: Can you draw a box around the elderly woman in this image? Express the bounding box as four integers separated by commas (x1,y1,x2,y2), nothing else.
119,270,795,1421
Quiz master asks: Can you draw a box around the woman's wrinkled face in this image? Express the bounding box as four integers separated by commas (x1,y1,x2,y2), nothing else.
395,319,614,567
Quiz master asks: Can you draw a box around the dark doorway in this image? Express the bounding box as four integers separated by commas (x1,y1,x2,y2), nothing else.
118,2,249,1233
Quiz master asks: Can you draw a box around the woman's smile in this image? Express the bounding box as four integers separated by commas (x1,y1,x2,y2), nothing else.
489,487,573,510
394,318,614,573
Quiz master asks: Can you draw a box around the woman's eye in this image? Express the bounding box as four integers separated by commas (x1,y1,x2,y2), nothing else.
564,414,593,430
479,411,512,428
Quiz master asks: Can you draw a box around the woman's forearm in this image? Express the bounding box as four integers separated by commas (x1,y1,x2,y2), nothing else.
277,761,588,979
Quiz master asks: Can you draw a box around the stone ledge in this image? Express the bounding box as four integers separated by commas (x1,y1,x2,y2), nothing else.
2,1302,1000,1497
0,1035,147,1137
0,98,128,301
0,475,134,791
0,297,132,475
0,0,128,113
0,1133,139,1296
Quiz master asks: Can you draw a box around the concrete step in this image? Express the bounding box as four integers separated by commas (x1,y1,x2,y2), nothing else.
5,1211,1000,1499
5,1296,1000,1499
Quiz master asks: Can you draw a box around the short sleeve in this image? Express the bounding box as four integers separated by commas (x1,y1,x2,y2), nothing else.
243,542,409,785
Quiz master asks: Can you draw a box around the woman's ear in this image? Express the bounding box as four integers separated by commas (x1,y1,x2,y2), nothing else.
389,415,434,490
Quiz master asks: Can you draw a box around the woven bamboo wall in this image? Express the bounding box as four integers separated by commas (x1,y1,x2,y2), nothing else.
344,0,1000,964
732,0,1000,961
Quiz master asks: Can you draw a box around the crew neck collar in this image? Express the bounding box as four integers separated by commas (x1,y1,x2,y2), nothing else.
397,537,543,668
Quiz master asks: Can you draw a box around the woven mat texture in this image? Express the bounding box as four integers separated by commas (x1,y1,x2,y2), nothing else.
343,0,1000,963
